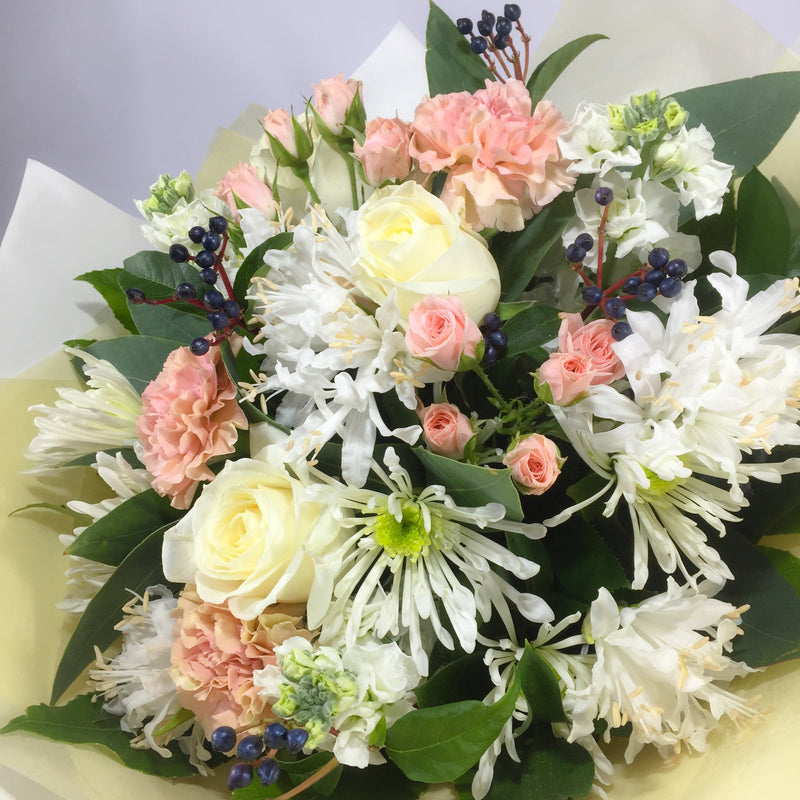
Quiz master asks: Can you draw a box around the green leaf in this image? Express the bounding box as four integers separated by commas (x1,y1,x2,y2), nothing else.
333,761,427,800
674,72,800,178
527,34,608,106
9,502,92,526
233,231,293,304
491,192,577,302
414,653,493,708
413,448,524,522
734,167,791,276
76,269,137,333
714,528,800,666
425,2,493,96
385,672,520,783
502,303,561,362
0,694,196,778
738,470,800,539
520,729,595,800
66,489,183,566
86,336,178,393
759,546,800,598
231,753,341,800
518,644,567,723
125,300,211,343
122,250,204,296
51,530,169,703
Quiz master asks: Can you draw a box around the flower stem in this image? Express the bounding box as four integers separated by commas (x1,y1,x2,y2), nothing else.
472,362,509,412
273,756,340,800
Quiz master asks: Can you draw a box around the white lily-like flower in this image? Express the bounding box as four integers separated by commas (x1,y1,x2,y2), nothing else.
566,581,759,763
305,448,553,676
27,347,142,467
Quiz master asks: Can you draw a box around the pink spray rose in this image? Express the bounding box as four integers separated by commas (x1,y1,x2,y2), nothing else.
503,433,564,496
562,313,626,385
263,108,300,158
136,344,248,509
537,350,595,405
170,588,314,738
215,163,277,221
409,79,575,232
421,403,473,459
405,295,481,371
312,74,362,135
354,117,413,185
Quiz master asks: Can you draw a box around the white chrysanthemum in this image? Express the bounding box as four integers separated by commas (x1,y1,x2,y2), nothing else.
548,258,800,586
27,348,142,467
306,448,552,676
58,452,152,615
566,582,759,762
559,102,641,177
254,634,419,768
89,586,209,770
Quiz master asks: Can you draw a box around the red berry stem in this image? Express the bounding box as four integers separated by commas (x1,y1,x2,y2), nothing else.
595,204,611,290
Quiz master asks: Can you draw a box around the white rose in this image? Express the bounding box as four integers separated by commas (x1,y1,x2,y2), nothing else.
353,181,501,323
162,447,341,619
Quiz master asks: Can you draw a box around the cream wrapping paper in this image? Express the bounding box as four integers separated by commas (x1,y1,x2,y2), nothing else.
0,2,799,798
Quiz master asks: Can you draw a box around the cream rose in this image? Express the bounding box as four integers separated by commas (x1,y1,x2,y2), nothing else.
162,449,341,619
353,181,501,322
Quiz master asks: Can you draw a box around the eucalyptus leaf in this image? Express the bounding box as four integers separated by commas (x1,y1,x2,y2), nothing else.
426,1,493,96
0,695,196,778
86,336,179,393
66,489,182,566
527,34,608,106
51,530,170,703
518,644,567,723
75,269,137,333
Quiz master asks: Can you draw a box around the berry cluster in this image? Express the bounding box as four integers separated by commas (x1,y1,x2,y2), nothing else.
480,311,507,366
456,5,530,82
565,187,687,341
124,216,246,356
211,722,309,791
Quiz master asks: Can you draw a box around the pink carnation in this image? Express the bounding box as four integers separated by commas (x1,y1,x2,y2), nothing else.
558,312,625,385
216,163,277,222
503,433,563,496
405,295,481,371
409,80,575,232
136,345,247,509
170,588,313,739
421,403,473,459
354,117,413,185
312,74,362,135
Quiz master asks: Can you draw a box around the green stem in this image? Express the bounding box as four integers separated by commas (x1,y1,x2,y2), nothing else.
472,362,509,413
630,139,656,181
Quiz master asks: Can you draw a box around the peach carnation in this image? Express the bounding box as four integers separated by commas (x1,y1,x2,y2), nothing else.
136,345,247,509
409,79,575,232
170,587,314,739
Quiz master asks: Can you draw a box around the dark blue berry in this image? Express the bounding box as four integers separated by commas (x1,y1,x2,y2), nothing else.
644,268,665,285
477,19,493,36
471,36,488,54
194,249,216,269
659,276,682,298
482,311,502,332
190,337,211,356
496,16,512,35
228,763,253,791
565,243,586,263
169,243,190,263
256,758,281,787
647,247,670,269
575,232,594,251
125,287,146,304
222,300,241,319
208,216,228,235
494,34,509,48
483,344,499,366
199,267,218,285
504,4,522,21
604,296,626,319
622,276,642,294
237,734,264,762
210,725,237,752
611,321,633,341
202,231,221,252
285,728,310,755
481,10,496,25
175,282,197,301
666,258,688,278
203,289,225,310
594,187,614,206
636,282,658,302
188,226,206,244
486,329,508,350
456,18,473,35
582,285,603,305
207,310,228,330
264,723,288,750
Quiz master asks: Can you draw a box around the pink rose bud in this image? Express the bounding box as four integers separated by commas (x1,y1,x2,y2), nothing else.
503,433,563,496
405,295,481,372
421,403,473,459
354,117,413,185
312,74,362,135
215,163,277,222
537,350,594,405
263,108,300,158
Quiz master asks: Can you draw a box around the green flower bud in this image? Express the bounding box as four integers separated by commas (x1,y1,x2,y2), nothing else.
139,171,194,218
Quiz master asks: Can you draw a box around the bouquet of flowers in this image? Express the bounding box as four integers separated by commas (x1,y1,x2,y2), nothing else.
4,3,800,799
